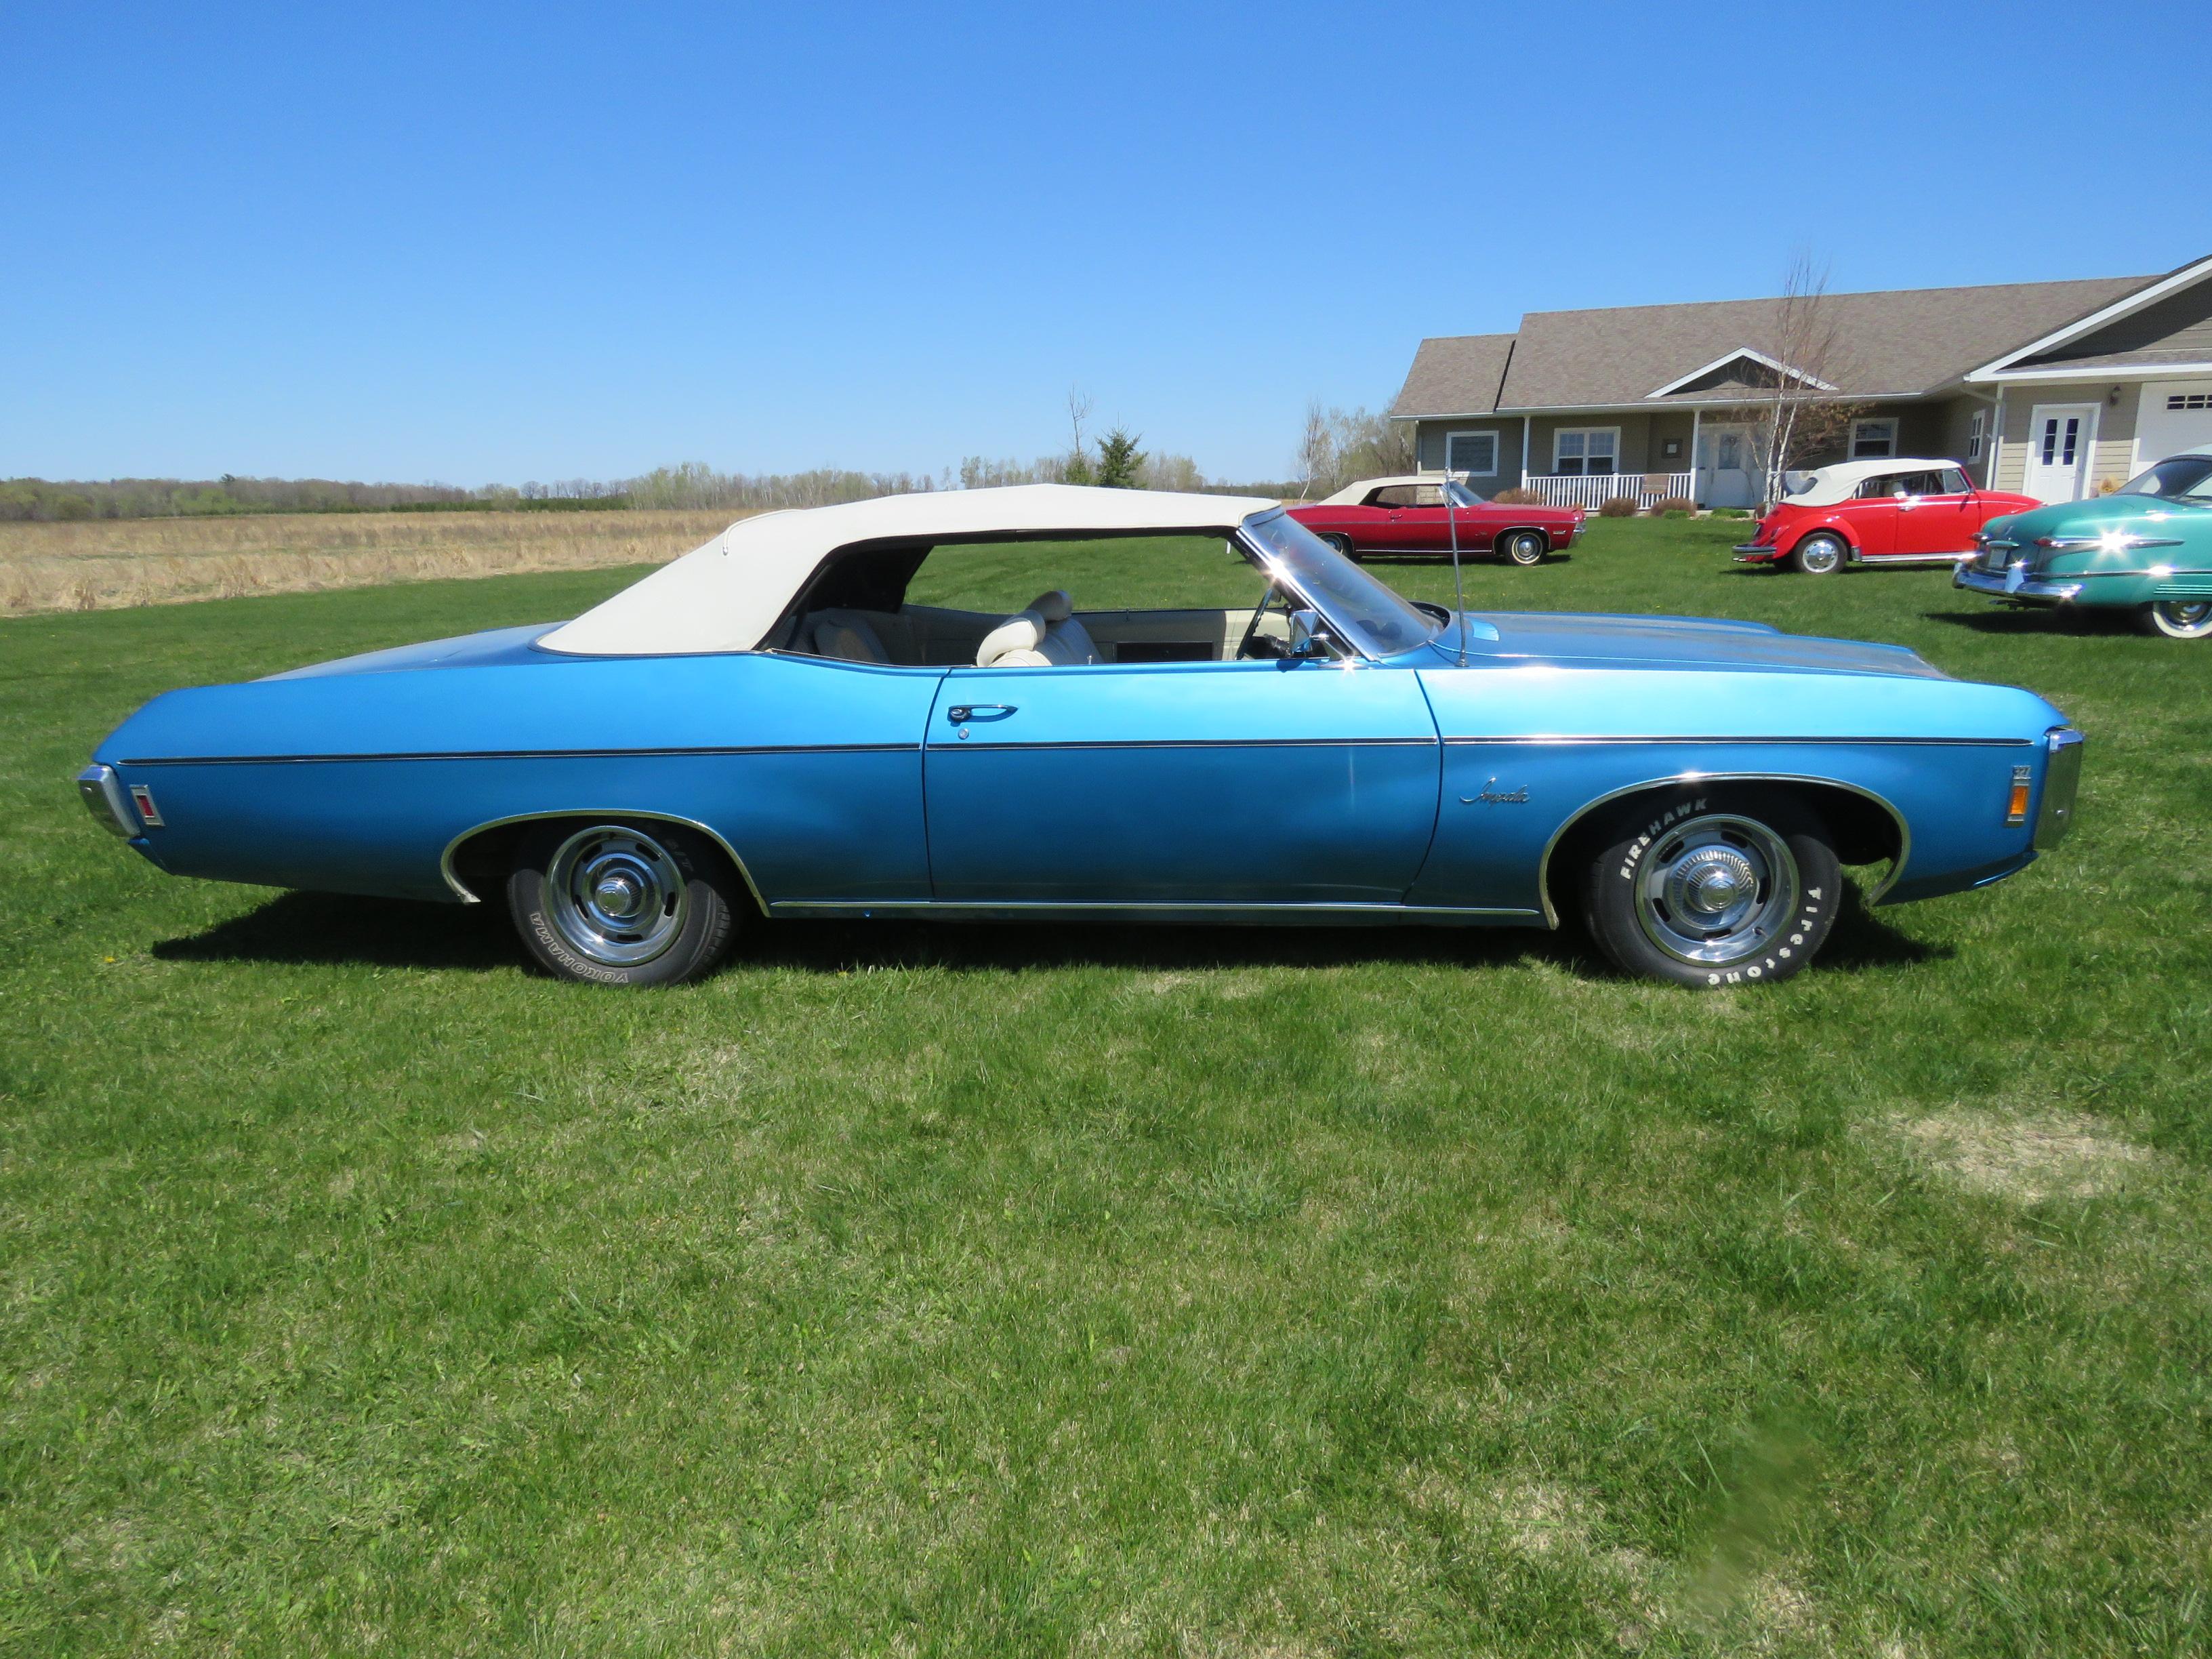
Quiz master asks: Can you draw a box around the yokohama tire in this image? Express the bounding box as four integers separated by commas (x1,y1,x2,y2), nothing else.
507,819,740,986
1581,788,1842,988
1792,533,1847,576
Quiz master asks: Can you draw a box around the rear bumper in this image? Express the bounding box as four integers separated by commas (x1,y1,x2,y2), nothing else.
2036,728,2085,850
1954,565,2083,604
1732,544,1782,563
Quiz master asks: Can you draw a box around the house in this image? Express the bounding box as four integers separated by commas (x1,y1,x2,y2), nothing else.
1388,253,2212,510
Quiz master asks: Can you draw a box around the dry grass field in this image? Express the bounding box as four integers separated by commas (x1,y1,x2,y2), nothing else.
0,509,744,615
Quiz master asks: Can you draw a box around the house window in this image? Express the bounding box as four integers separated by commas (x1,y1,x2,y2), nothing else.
2169,392,2212,411
1553,428,1618,476
1967,410,1985,462
1850,417,1898,459
1444,430,1499,477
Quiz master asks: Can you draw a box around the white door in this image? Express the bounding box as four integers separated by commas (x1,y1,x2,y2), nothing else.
2022,404,2098,502
1697,424,1755,508
2134,382,2212,472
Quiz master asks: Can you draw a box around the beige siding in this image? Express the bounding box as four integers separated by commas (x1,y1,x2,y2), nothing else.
1992,385,2139,494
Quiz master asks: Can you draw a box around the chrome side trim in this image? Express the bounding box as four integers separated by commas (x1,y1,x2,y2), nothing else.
925,735,1438,752
76,764,136,837
1532,771,1913,928
2034,728,2085,851
1441,734,2032,748
438,809,769,915
122,742,915,767
768,898,1540,921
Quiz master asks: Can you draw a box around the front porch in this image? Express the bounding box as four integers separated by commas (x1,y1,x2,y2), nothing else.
1516,470,1696,510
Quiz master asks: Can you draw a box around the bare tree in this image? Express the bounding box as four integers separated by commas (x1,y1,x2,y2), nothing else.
1294,399,1334,499
1746,254,1864,510
1065,388,1097,485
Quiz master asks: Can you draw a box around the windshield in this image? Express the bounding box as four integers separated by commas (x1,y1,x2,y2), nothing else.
2117,455,2212,503
1443,479,1489,508
1240,509,1441,657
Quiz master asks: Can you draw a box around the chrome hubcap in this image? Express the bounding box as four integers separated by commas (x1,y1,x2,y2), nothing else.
2154,601,2212,636
1803,540,1840,572
1636,814,1799,965
546,825,688,966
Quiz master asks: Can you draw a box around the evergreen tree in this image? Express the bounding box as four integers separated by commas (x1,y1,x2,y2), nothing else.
1094,427,1145,489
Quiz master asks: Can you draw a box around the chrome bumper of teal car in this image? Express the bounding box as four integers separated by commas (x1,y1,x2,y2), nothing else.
1954,565,2083,604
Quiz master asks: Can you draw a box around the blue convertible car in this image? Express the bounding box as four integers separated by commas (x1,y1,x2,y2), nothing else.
78,485,2083,987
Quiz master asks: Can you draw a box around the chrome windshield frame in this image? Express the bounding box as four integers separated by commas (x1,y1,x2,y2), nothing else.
1233,508,1443,663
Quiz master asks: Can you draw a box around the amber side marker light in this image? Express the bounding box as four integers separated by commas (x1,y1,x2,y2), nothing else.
2006,766,2032,826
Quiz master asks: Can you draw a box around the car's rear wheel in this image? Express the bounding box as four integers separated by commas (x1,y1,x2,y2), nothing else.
1792,533,1847,575
507,819,739,985
2137,600,2212,639
1582,789,1841,988
1500,529,1547,566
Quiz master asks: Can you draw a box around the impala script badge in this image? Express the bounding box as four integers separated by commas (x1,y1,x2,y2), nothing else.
1461,779,1530,806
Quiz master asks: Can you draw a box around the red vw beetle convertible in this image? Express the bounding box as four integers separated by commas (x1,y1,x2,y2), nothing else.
1289,476,1584,565
1733,459,2040,575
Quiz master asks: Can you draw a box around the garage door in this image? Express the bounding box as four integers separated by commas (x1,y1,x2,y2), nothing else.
2135,381,2212,472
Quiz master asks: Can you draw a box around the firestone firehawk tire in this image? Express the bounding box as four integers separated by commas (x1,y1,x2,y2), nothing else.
2137,600,2212,639
1791,533,1847,576
1500,529,1548,567
1582,789,1841,988
507,819,739,986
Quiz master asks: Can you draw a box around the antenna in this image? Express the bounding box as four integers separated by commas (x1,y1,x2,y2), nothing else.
1444,471,1469,665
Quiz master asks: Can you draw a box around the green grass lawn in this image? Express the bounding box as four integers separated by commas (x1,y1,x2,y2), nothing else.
3,516,2208,1656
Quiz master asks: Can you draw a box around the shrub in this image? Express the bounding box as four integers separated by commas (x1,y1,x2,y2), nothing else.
1598,496,1639,517
1711,507,1754,518
1647,495,1697,516
1490,488,1544,505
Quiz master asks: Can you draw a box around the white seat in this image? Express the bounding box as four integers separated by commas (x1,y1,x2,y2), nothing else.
975,590,1099,668
808,610,892,664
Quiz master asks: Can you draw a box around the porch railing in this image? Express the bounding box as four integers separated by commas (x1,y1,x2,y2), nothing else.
1519,471,1696,511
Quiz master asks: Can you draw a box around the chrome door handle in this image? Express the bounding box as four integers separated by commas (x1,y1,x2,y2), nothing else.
946,703,1017,724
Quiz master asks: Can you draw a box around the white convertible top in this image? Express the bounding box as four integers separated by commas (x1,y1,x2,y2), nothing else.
1782,457,1963,507
1313,475,1431,506
541,483,1282,657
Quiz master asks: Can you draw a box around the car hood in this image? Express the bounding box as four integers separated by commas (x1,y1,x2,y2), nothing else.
1980,493,2211,548
1429,611,1949,678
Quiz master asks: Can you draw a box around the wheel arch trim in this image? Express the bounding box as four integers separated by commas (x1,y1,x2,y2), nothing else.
1534,771,1910,927
441,809,769,914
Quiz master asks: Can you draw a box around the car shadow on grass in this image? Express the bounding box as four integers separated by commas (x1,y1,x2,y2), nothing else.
153,893,516,972
1923,607,2131,636
152,879,1938,981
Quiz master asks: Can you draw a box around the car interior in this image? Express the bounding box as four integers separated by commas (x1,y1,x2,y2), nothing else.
762,536,1307,669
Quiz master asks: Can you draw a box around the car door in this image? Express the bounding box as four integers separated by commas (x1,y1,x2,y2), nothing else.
1840,477,1900,556
1892,468,1975,558
922,657,1441,906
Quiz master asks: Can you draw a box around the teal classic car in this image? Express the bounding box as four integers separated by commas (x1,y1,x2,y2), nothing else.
1956,447,2212,638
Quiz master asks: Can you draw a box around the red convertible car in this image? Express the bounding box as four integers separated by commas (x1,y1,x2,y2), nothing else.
1733,459,2041,575
1289,476,1584,565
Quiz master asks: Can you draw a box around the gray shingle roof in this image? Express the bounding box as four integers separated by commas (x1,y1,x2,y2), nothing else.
1389,276,2153,417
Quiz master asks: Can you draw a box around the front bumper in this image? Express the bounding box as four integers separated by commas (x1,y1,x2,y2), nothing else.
1954,564,2083,605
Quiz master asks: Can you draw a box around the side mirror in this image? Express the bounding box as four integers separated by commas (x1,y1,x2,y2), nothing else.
1288,607,1336,659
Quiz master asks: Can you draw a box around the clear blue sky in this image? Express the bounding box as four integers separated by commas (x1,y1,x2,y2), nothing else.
5,0,2205,487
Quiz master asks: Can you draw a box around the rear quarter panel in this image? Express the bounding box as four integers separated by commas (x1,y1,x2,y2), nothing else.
95,652,943,905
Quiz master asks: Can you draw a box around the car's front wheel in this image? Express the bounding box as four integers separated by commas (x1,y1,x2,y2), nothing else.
507,819,740,985
1500,529,1547,566
1582,790,1841,987
1324,533,1359,560
2137,600,2212,639
1792,533,1847,575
